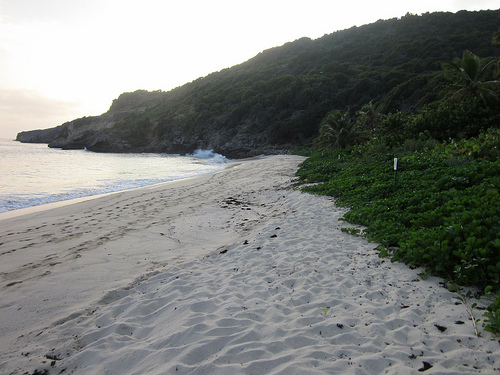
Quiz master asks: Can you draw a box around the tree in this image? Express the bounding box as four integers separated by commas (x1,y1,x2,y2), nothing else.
314,110,368,150
356,101,385,136
493,26,500,44
442,50,499,101
492,26,500,77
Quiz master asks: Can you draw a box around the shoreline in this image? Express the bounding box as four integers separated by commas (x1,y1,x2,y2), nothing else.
0,139,231,218
0,173,214,221
0,154,264,221
0,155,498,374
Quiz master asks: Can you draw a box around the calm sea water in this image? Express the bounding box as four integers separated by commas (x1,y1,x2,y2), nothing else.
0,139,229,213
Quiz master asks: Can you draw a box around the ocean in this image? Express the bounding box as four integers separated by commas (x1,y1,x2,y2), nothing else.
0,138,229,213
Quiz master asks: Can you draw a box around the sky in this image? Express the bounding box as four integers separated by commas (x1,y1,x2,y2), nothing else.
0,0,498,138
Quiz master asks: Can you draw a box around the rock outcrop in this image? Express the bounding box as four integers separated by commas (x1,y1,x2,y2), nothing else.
15,91,290,158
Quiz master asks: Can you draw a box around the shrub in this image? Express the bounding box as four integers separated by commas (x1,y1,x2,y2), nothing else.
296,128,500,334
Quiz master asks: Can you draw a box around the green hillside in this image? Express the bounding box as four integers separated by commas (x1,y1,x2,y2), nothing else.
17,9,500,158
147,9,500,145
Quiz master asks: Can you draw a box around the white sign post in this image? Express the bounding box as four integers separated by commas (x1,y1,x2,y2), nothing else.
393,158,398,192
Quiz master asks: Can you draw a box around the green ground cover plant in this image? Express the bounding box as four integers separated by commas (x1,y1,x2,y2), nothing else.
295,128,500,335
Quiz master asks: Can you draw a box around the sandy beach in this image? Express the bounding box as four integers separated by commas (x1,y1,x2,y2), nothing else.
0,155,498,374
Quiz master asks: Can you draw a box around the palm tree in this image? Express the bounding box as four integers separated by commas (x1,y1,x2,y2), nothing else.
493,27,500,44
357,101,385,136
442,50,499,100
314,110,368,150
492,27,500,77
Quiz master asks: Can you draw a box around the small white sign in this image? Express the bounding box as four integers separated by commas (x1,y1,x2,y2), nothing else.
394,158,398,171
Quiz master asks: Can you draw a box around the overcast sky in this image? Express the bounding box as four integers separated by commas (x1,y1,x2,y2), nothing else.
0,0,498,138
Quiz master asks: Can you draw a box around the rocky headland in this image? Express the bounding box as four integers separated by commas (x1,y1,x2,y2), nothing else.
16,90,288,158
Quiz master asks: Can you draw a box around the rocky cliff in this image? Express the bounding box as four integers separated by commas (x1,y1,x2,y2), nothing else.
16,89,291,158
16,90,287,158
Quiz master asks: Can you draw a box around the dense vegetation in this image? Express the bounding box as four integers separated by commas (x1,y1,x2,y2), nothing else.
297,130,500,335
295,24,500,334
103,10,500,152
298,131,497,259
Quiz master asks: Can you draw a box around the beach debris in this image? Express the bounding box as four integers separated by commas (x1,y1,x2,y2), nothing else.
418,361,433,372
45,353,62,361
5,281,23,287
270,234,277,238
434,324,447,332
222,196,250,206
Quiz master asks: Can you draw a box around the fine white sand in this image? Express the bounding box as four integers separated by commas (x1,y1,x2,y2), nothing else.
0,155,498,374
